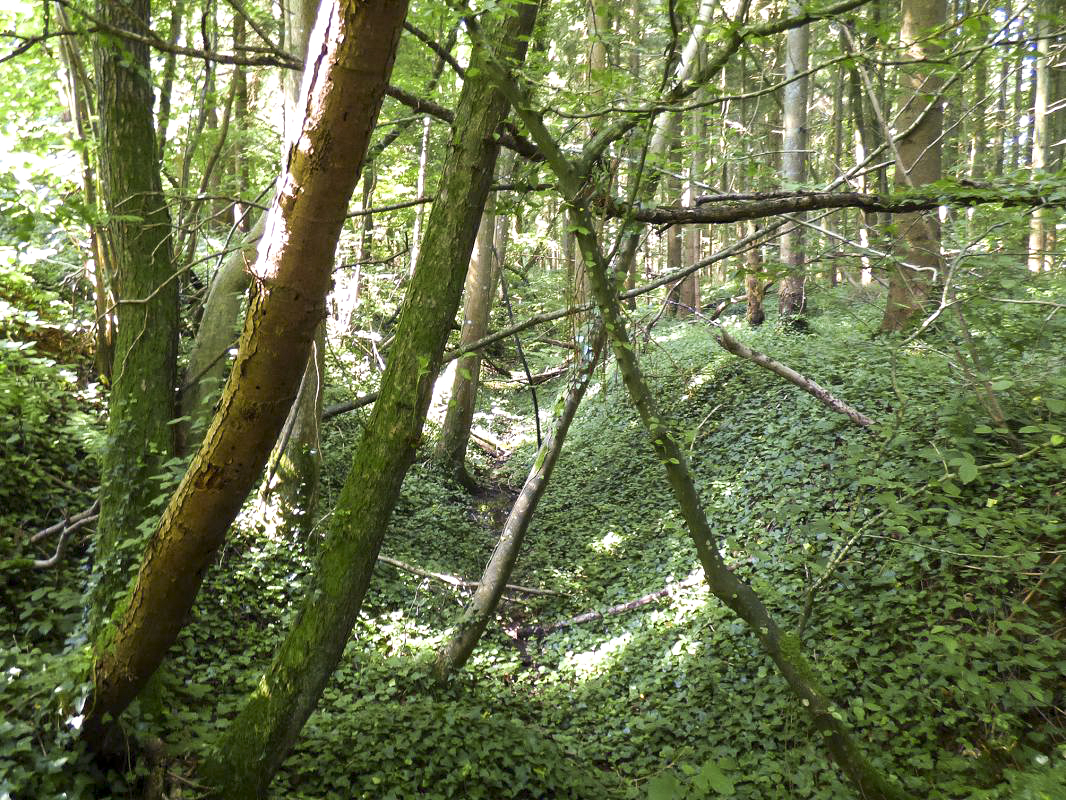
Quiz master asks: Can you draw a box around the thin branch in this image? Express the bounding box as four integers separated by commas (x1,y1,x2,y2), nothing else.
378,555,564,596
712,326,876,428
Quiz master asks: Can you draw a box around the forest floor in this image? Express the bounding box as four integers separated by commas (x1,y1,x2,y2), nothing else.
3,288,1065,799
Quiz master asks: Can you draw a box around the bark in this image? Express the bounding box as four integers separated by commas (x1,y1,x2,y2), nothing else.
89,0,179,640
259,0,328,537
198,5,540,796
436,206,499,487
83,0,409,746
778,0,809,318
409,114,432,273
880,0,946,332
258,323,326,539
744,221,766,326
434,323,607,679
55,4,112,380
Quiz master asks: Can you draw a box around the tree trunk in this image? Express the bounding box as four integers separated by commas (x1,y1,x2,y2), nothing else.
779,0,809,318
179,215,264,451
83,0,410,747
880,0,946,332
1028,3,1051,272
435,323,607,678
89,0,179,641
410,114,432,274
260,0,329,535
197,5,541,796
258,322,326,539
435,204,499,487
744,221,766,326
493,53,914,800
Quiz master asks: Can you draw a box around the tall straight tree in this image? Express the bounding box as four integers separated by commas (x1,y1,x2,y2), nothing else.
779,0,809,317
89,0,179,638
82,0,410,746
199,3,542,795
1028,1,1052,272
436,199,500,488
880,0,946,332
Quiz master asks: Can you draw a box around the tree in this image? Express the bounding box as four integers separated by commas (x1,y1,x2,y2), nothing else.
435,201,500,488
88,0,179,640
198,4,542,794
82,0,410,746
880,0,946,332
779,0,810,318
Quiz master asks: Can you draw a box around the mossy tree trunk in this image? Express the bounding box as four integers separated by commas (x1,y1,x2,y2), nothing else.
487,53,913,800
198,5,541,797
880,0,945,332
89,0,179,641
82,0,409,747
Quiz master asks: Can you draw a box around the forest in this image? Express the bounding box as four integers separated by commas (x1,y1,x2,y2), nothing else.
1,0,1064,797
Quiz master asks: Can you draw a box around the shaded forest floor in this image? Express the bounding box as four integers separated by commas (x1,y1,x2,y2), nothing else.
3,287,1065,799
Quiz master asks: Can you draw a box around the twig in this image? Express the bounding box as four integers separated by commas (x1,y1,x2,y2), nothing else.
31,500,100,544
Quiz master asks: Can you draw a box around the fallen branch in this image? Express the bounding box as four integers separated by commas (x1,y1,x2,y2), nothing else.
513,573,702,639
377,555,562,597
713,326,876,428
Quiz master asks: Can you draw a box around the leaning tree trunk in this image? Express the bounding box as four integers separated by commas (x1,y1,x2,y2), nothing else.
489,53,913,800
435,323,606,679
89,0,179,641
880,0,945,332
82,0,410,747
256,0,328,534
778,0,809,318
198,5,541,797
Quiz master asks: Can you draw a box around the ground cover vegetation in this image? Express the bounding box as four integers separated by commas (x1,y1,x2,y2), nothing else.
1,0,1065,797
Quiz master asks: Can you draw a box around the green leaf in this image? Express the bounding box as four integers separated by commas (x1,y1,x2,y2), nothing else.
693,759,736,795
957,462,978,484
647,771,682,800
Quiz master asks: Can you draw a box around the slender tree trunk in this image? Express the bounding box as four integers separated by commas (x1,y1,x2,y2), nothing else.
1028,3,1051,272
435,324,607,678
198,6,541,796
436,203,499,487
493,51,915,799
680,108,703,315
745,221,766,326
89,0,179,642
82,0,410,747
55,3,112,379
779,0,809,318
410,114,432,274
260,0,328,534
258,322,326,538
180,215,264,451
880,0,946,332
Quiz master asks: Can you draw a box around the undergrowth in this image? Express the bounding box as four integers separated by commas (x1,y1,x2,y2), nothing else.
2,286,1064,799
